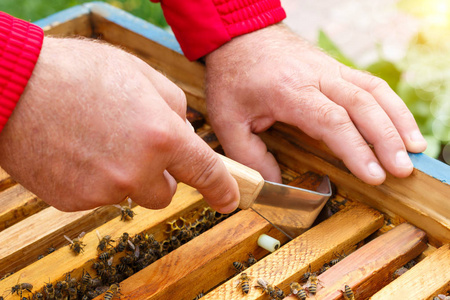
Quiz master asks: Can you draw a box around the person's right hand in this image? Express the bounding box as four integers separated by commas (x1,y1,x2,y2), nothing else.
0,37,239,213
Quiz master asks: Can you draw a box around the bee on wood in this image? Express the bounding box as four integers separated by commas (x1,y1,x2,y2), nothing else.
68,287,77,299
290,282,307,300
319,263,330,274
193,291,205,299
8,275,33,299
64,232,86,254
340,285,355,300
255,278,281,299
54,289,63,300
232,261,246,273
1,272,14,281
329,251,347,266
104,283,121,300
116,263,134,278
99,247,117,262
113,198,135,221
96,230,115,251
238,273,250,294
115,232,130,252
32,292,44,300
274,286,285,299
300,264,313,283
43,280,55,300
305,272,322,295
246,253,257,267
169,235,181,250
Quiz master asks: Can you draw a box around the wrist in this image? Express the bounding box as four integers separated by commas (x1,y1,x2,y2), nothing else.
0,12,44,134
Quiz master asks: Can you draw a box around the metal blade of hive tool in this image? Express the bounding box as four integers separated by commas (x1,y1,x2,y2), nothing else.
219,154,333,240
251,176,332,240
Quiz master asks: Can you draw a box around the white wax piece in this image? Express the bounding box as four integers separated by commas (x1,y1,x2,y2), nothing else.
257,234,280,252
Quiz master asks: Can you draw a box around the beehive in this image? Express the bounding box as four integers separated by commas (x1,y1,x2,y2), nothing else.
0,3,449,299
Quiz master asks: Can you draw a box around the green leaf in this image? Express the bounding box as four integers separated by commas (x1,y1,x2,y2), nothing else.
317,30,357,68
365,60,402,91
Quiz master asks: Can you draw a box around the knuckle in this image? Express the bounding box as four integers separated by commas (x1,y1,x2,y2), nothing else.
368,76,390,92
379,126,401,142
142,121,174,152
186,150,221,190
317,103,350,129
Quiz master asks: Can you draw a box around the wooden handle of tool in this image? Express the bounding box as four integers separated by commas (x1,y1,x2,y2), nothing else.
219,154,265,210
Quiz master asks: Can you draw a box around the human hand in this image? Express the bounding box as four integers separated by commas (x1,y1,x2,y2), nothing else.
205,24,427,185
0,37,239,213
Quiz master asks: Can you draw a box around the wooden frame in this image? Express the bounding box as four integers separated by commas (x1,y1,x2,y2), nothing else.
0,2,448,299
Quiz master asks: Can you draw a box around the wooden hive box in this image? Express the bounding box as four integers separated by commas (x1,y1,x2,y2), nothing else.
1,2,449,299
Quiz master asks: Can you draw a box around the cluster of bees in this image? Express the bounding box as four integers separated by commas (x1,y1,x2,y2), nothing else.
232,251,352,300
2,204,231,300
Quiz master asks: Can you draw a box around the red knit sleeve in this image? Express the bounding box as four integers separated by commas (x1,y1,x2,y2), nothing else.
0,12,44,133
150,0,286,60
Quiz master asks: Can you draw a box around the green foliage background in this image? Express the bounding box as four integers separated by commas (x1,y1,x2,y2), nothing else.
0,0,167,28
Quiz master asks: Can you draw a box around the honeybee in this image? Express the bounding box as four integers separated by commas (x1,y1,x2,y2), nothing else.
193,291,205,299
169,235,181,250
300,264,312,282
32,292,44,300
246,253,257,266
116,263,134,278
1,272,14,281
238,273,250,294
305,272,321,295
43,280,55,300
99,247,117,262
96,230,115,251
115,232,131,252
113,198,135,221
9,282,33,298
274,286,285,299
290,282,307,300
255,278,280,299
232,261,246,273
340,285,355,300
104,283,121,300
330,251,347,266
68,287,77,299
64,232,86,254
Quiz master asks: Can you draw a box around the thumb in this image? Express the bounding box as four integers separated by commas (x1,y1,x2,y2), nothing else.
213,121,282,183
166,118,240,213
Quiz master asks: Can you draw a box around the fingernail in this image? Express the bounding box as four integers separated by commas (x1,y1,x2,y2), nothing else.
368,162,385,178
396,151,413,169
219,200,239,214
410,130,426,143
186,119,195,132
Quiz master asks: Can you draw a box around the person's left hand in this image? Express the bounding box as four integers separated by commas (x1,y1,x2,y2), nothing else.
205,24,427,185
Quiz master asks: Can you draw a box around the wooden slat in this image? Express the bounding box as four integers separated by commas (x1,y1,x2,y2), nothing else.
0,205,122,276
0,168,15,192
203,203,383,299
306,223,427,300
0,183,204,296
0,185,48,231
97,209,289,300
42,14,93,37
371,244,450,300
260,128,450,246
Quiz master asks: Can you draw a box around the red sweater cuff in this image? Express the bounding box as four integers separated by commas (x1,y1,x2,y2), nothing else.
0,12,44,133
151,0,286,60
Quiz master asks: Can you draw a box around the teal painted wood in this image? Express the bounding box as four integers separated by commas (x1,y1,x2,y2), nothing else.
35,2,450,186
34,1,182,54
